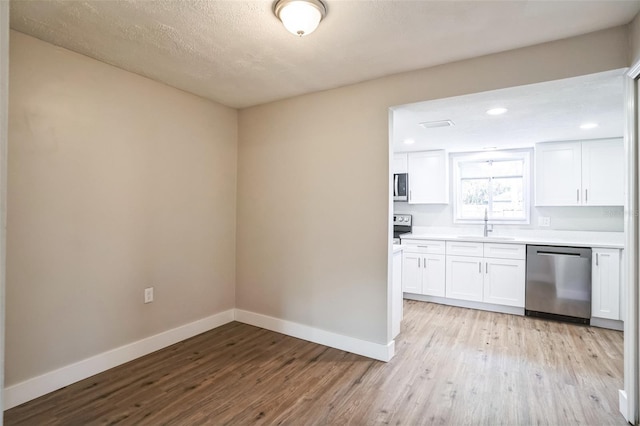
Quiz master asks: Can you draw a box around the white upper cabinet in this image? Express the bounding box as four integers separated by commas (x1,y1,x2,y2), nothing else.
582,139,625,206
535,142,582,206
393,153,408,174
407,150,449,204
535,138,624,206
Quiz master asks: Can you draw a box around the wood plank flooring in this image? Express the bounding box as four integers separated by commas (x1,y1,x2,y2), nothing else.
5,300,625,425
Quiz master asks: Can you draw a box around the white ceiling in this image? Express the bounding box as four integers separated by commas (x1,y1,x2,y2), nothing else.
9,0,640,108
392,69,626,153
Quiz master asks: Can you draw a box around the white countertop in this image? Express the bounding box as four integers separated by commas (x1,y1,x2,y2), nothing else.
392,244,404,254
399,227,625,249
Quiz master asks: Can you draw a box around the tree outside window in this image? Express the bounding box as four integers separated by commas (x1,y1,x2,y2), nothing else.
453,151,530,223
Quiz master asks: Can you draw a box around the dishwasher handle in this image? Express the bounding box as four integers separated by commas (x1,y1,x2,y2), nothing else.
537,251,581,257
528,245,591,259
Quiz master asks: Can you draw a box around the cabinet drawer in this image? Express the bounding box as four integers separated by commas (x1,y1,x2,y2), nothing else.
484,243,525,260
402,239,446,254
446,241,483,257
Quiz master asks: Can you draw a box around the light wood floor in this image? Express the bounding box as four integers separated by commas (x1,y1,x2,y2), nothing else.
5,300,626,425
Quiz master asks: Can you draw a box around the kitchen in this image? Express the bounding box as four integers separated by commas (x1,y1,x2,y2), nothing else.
389,67,627,401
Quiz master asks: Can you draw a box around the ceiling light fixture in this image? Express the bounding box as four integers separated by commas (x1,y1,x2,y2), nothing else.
274,0,327,37
419,119,455,129
580,122,598,130
486,107,508,115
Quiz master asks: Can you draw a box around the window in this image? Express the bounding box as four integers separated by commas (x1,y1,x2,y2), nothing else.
452,150,531,224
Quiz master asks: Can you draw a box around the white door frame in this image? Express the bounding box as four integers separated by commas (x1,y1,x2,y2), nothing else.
623,64,640,425
0,1,9,421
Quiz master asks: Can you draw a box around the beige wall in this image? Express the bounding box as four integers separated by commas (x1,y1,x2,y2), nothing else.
6,32,237,386
629,12,640,66
236,26,629,345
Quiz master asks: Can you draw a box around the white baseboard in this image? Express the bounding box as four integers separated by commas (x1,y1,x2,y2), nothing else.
234,309,395,362
404,293,525,316
590,317,624,331
619,389,629,423
4,309,235,410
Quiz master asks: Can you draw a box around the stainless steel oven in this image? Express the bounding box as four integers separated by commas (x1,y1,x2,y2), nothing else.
393,214,412,243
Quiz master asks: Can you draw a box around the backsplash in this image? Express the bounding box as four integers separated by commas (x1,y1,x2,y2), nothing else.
394,202,624,232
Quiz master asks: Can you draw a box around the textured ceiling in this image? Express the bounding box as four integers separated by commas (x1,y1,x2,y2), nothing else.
392,69,625,152
9,0,640,108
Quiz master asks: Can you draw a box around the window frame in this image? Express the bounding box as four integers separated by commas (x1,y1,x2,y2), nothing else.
452,149,532,225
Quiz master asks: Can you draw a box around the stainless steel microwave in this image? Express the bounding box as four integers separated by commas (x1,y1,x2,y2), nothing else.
393,173,408,201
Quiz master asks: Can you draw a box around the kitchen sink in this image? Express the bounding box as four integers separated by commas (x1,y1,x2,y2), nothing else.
455,235,516,241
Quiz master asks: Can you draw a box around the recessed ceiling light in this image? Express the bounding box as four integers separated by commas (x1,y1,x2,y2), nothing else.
403,138,415,145
419,120,455,128
580,122,598,130
486,108,508,115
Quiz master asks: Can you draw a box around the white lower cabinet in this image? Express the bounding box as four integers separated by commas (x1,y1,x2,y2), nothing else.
445,242,526,307
392,249,403,338
402,239,526,309
402,251,422,294
483,258,526,307
592,248,621,320
402,251,446,297
422,255,446,297
445,256,483,302
401,240,446,297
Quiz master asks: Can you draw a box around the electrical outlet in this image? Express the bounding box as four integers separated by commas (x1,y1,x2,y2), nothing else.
538,216,551,227
144,287,154,304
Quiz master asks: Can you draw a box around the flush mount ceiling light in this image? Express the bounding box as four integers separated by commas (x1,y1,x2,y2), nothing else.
580,122,599,130
486,107,508,115
419,119,455,129
274,0,327,37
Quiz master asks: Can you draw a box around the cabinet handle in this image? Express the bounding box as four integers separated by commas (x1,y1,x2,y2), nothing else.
478,262,481,273
577,189,580,202
423,257,427,269
585,189,588,203
418,258,420,268
596,253,599,266
409,190,412,202
486,262,488,274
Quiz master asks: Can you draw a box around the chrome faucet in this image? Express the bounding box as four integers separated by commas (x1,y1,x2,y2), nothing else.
483,208,493,237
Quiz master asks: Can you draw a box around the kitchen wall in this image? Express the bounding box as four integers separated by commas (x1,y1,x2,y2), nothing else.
237,26,629,346
6,32,238,386
395,203,624,232
629,12,640,66
394,152,625,232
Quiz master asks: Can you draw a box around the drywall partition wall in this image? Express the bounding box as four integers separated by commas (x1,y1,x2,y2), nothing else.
6,32,237,387
236,26,629,347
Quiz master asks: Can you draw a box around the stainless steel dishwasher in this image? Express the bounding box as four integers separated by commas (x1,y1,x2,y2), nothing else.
525,245,592,324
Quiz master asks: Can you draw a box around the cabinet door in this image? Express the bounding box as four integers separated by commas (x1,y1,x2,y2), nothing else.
535,142,582,206
445,255,483,302
392,251,403,338
422,254,446,297
483,258,525,307
407,150,449,204
592,248,620,320
402,252,422,294
582,139,624,206
393,153,408,174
